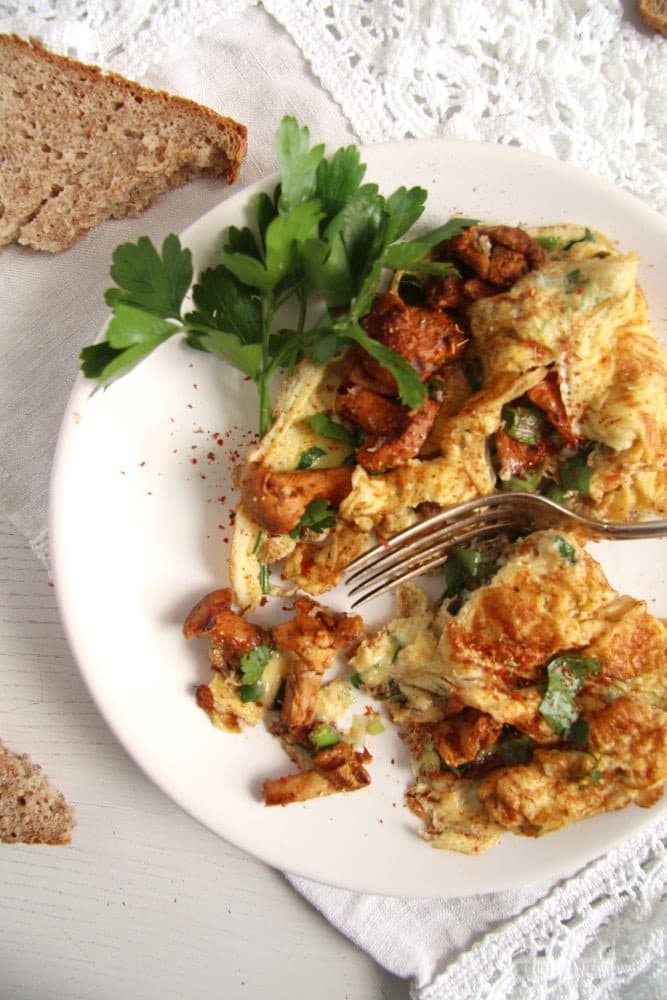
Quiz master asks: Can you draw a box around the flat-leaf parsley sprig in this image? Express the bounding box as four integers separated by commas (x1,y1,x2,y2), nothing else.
81,116,476,435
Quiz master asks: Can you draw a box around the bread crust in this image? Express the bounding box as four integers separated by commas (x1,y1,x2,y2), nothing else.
638,0,667,34
0,34,248,251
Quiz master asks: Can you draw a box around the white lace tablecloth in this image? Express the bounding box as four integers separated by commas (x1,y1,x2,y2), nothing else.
0,2,665,997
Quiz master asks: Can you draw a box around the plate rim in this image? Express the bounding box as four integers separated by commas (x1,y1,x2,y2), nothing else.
49,136,667,898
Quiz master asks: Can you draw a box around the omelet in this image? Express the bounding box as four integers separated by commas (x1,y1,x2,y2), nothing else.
348,531,667,852
230,223,667,609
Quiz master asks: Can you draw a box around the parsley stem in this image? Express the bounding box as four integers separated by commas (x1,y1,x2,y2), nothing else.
258,297,278,436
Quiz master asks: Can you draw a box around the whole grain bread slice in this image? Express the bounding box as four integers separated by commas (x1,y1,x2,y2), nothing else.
0,34,248,252
0,740,75,845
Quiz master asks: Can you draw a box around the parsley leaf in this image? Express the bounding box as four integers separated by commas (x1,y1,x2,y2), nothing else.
81,117,469,434
338,321,426,409
276,117,325,212
315,144,366,217
289,498,337,537
105,234,192,319
539,654,601,737
381,216,478,270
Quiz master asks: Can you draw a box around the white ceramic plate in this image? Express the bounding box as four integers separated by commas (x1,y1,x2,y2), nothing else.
50,139,667,898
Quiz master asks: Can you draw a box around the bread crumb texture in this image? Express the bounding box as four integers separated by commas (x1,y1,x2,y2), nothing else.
0,739,75,845
0,34,248,252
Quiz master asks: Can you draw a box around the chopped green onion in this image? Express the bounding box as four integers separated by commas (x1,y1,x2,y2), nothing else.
251,529,264,555
496,735,534,766
564,268,585,293
259,563,271,594
502,468,543,493
366,717,385,736
543,481,567,503
310,723,340,750
349,672,362,689
443,544,496,596
307,413,358,445
502,404,545,446
536,235,563,250
239,645,274,685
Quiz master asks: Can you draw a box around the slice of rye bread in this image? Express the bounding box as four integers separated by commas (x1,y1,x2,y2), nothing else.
0,740,75,845
0,34,248,252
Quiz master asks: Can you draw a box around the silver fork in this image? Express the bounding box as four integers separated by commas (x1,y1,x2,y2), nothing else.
343,492,667,607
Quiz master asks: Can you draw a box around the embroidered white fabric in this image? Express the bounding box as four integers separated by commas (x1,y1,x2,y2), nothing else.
0,2,665,997
1,0,664,213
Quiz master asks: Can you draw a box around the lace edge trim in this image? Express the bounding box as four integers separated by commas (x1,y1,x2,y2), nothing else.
416,816,667,999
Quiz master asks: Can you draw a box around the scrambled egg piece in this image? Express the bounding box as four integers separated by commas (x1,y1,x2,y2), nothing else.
230,223,667,607
348,531,667,852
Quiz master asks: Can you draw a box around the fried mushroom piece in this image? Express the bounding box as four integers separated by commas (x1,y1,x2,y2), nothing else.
274,596,364,726
362,291,469,386
263,739,372,805
335,383,406,436
183,587,265,663
355,396,441,473
428,708,504,769
442,225,547,288
239,461,354,535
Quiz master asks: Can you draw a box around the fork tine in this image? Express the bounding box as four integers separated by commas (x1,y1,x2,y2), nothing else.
344,493,527,579
348,517,519,607
347,515,520,607
346,509,517,591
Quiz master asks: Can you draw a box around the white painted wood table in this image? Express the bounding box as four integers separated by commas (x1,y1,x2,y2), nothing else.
0,512,406,999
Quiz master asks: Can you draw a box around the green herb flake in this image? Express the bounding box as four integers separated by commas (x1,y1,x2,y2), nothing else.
539,654,601,737
564,268,586,293
554,535,577,564
563,227,595,251
349,672,362,689
297,446,327,470
289,498,337,538
251,529,264,555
